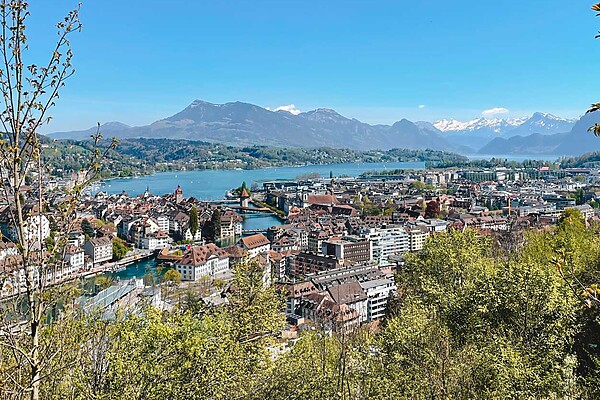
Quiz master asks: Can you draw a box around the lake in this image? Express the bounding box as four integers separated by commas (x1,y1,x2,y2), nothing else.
100,161,425,200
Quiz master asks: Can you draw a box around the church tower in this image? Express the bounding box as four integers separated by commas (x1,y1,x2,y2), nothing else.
175,185,183,204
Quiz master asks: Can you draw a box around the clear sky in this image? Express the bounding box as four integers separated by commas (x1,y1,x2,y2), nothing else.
23,0,600,132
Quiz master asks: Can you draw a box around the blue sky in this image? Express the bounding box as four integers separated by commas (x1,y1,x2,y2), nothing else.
24,0,600,131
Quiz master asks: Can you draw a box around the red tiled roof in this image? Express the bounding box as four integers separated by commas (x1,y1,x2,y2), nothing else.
224,245,249,258
239,233,270,250
328,281,367,304
307,194,339,206
179,244,228,266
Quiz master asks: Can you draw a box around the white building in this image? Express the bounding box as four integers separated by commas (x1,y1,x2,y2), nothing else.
238,233,271,259
360,278,397,322
175,243,230,281
183,227,202,242
0,208,50,250
153,215,170,233
67,231,86,247
364,226,409,266
140,230,171,251
63,245,85,276
567,204,594,221
83,237,113,265
406,228,428,252
220,210,243,239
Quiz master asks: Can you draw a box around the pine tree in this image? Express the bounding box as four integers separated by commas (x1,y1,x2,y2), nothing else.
189,205,199,237
211,208,222,241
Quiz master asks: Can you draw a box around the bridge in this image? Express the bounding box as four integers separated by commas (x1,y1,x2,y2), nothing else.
229,205,272,213
242,229,269,235
201,199,239,204
81,280,137,313
242,228,269,235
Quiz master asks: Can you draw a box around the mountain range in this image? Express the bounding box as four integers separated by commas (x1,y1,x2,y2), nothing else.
47,100,600,156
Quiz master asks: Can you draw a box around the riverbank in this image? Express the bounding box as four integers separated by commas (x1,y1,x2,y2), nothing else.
251,199,286,217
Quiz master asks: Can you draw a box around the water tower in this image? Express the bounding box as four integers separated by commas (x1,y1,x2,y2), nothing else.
240,187,250,208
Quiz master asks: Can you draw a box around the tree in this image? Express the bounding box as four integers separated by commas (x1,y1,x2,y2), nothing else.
112,238,131,261
95,276,114,292
211,208,221,241
574,188,585,205
189,205,199,238
409,180,427,191
39,259,285,399
227,258,285,342
0,3,116,399
81,218,95,238
425,199,441,218
590,3,600,135
395,228,582,397
163,269,181,285
142,272,155,287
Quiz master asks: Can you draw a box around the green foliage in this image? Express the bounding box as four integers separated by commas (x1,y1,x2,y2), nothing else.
143,272,155,287
163,269,181,284
561,151,600,168
395,228,585,397
227,259,285,342
31,259,284,399
211,208,221,241
430,156,559,170
408,180,434,191
81,218,95,238
2,222,599,399
253,199,286,216
95,276,114,291
112,238,131,261
189,205,199,237
42,138,473,179
10,214,600,399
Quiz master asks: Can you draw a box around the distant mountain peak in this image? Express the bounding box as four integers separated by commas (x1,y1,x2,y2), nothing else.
311,108,340,114
300,108,347,122
271,104,302,115
392,118,413,127
102,121,130,128
188,99,215,108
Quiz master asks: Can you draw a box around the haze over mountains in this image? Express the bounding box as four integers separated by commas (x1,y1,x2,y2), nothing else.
48,100,600,156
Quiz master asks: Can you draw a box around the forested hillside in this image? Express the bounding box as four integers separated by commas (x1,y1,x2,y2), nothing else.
41,137,469,178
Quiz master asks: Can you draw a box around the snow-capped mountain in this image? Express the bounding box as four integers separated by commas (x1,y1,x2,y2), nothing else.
434,113,575,136
434,117,527,134
431,113,577,152
478,111,600,156
502,112,577,137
